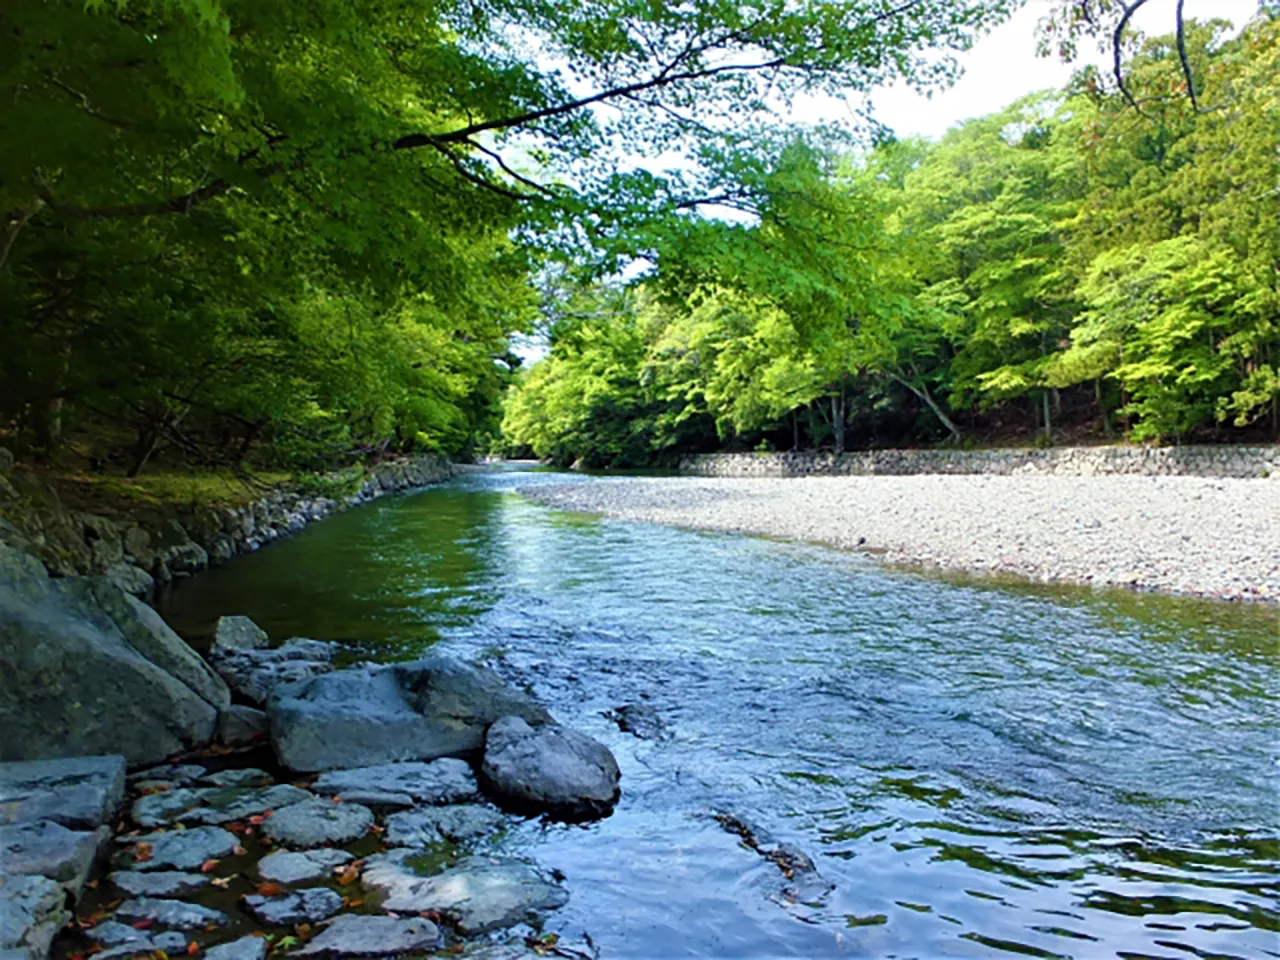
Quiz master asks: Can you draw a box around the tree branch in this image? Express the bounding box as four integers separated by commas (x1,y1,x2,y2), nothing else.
1112,0,1153,119
0,200,45,272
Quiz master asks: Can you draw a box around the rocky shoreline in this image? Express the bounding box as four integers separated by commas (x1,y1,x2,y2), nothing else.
519,473,1280,603
0,454,453,599
0,554,620,959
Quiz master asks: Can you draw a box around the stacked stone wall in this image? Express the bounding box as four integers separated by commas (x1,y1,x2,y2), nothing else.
679,446,1280,479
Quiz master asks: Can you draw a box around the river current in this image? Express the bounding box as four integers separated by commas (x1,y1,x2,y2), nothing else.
161,466,1280,959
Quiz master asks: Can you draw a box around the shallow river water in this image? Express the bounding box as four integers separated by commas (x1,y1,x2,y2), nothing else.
161,467,1280,959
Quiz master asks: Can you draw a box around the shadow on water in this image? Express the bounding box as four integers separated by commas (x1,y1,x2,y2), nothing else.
161,467,1280,958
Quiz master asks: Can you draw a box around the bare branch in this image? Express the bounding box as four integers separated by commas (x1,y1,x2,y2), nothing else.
463,139,557,196
1112,0,1153,119
0,200,46,272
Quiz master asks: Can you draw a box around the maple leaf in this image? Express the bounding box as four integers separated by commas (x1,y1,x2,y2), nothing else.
186,942,199,956
255,882,284,897
200,859,220,873
133,842,154,863
232,845,248,857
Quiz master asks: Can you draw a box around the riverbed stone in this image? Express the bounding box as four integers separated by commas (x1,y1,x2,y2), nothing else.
608,702,668,740
103,563,155,598
362,851,568,935
131,783,312,828
311,759,479,806
384,805,506,847
261,798,373,848
205,936,268,960
242,888,344,926
117,826,239,871
127,763,206,787
211,639,338,705
212,616,269,653
0,552,219,765
113,897,229,931
0,874,70,960
217,706,269,747
108,870,210,898
0,819,106,894
268,656,552,772
0,755,126,829
481,716,620,820
257,848,353,885
198,767,272,788
294,914,441,957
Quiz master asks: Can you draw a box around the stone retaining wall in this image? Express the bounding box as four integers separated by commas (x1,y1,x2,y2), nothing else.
0,454,454,596
679,445,1279,479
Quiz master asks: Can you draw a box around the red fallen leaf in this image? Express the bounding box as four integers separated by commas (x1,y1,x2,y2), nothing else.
255,882,284,897
131,919,155,930
232,845,248,857
200,859,220,873
203,923,219,932
246,813,269,826
368,825,385,834
134,842,154,863
68,952,87,960
186,943,199,956
417,910,442,923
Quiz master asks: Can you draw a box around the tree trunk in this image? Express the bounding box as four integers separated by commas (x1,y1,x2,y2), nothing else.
792,410,800,451
891,373,962,444
1042,389,1052,443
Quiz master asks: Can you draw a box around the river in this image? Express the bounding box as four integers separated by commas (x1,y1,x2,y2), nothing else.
160,466,1280,959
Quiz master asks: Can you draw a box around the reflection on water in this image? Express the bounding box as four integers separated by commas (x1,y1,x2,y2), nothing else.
162,467,1280,958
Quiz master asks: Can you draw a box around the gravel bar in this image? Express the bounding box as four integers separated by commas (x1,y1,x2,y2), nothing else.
520,474,1280,603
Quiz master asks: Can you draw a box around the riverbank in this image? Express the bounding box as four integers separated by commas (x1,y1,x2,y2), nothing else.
520,473,1280,602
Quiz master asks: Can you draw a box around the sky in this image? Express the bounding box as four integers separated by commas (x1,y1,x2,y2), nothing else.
864,0,1261,141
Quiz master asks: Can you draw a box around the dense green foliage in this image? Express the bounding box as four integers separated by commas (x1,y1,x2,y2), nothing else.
504,13,1280,466
1,0,1009,472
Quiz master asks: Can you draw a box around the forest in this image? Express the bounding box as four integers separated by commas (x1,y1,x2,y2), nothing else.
2,1,1276,474
505,12,1280,466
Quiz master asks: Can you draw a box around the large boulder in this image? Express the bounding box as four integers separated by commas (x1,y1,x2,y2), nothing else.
0,546,222,766
267,657,552,772
0,755,125,829
212,615,269,653
481,716,620,820
0,875,69,960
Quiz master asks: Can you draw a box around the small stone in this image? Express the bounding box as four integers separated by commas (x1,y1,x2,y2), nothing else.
118,826,238,871
197,768,271,788
127,764,206,787
384,805,506,847
242,888,343,925
205,936,269,960
109,871,210,898
131,784,311,828
361,851,567,935
311,759,478,806
113,897,230,930
294,914,440,957
257,848,353,885
212,615,269,653
216,706,269,747
93,929,188,959
262,799,373,848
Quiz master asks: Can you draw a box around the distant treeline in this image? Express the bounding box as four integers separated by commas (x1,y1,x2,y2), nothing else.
503,16,1279,468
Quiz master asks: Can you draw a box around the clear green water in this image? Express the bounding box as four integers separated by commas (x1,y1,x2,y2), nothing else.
161,467,1280,958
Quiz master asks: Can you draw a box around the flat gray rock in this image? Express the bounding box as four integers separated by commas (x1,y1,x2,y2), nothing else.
114,896,230,930
0,755,126,828
198,767,271,787
262,799,373,848
0,874,69,959
362,851,567,935
0,819,107,894
268,656,551,772
212,639,337,705
131,783,311,827
294,914,440,957
87,921,188,958
109,870,210,898
257,848,353,885
242,888,343,925
128,763,206,787
212,615,269,653
205,935,268,960
481,716,620,820
384,805,506,847
312,759,479,805
118,826,238,871
325,789,415,810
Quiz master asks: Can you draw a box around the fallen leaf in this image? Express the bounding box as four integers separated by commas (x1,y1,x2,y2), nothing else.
368,825,385,835
293,924,312,939
134,842,154,863
85,880,100,890
200,859,220,874
232,845,248,857
336,863,360,886
210,877,232,889
186,942,199,956
132,919,155,930
203,923,219,932
256,882,284,897
345,899,363,908
246,813,269,826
